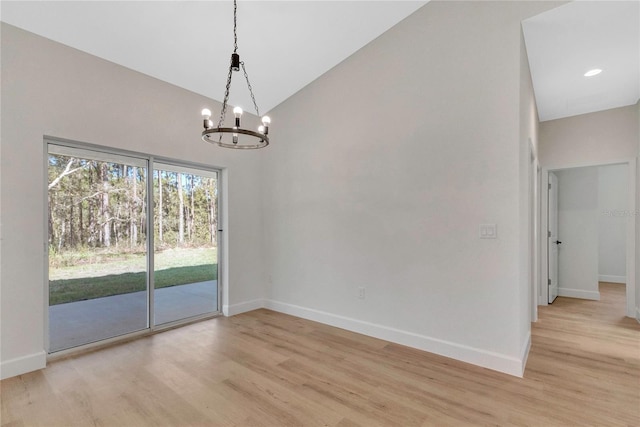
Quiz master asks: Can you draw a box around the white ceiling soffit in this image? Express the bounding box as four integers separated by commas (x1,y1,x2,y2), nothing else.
523,1,640,122
1,1,427,114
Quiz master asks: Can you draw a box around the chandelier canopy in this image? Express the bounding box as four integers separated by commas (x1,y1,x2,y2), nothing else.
201,0,271,149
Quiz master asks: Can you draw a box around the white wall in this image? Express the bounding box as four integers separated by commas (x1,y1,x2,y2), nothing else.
555,168,600,300
539,104,638,168
597,164,628,283
262,1,558,376
0,24,266,379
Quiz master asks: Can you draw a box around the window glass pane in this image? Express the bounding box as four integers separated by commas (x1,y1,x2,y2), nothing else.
153,165,219,325
48,146,148,352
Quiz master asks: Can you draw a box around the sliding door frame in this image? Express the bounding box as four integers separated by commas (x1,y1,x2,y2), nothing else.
151,160,222,327
44,136,224,357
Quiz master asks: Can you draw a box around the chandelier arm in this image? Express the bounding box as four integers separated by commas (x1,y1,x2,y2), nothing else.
240,62,261,117
217,62,235,129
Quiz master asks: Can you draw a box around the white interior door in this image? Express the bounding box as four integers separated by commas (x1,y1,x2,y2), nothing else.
548,172,559,303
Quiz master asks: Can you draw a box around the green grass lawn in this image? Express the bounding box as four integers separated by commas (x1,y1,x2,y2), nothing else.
49,247,217,305
49,264,217,305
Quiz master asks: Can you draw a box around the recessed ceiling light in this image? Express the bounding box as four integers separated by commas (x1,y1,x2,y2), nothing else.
584,69,602,77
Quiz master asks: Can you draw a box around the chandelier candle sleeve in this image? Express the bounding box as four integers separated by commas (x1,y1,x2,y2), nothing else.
200,0,271,149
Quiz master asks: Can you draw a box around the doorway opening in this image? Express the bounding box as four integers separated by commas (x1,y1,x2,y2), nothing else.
541,160,636,317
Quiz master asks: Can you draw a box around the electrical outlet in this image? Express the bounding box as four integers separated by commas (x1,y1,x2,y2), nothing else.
480,224,497,239
357,287,365,300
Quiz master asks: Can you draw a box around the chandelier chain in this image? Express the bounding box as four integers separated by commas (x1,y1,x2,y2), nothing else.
218,63,234,129
233,0,238,53
241,62,260,117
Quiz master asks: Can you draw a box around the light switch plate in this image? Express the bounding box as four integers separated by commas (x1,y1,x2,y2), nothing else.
480,224,497,239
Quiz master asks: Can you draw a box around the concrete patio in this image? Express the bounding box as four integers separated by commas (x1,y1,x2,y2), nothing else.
49,281,217,352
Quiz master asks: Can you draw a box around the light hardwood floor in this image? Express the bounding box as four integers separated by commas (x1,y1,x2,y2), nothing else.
1,282,638,426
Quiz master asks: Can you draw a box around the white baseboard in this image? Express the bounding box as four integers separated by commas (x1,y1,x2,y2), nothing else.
0,350,46,380
264,299,526,378
558,288,600,300
520,332,531,375
223,299,265,317
598,275,626,284
636,307,640,324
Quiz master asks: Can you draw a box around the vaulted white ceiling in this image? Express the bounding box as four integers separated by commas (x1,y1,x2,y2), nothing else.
522,1,639,122
0,1,427,114
2,1,638,122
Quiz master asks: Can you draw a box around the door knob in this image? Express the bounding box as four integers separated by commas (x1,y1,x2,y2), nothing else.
554,240,562,245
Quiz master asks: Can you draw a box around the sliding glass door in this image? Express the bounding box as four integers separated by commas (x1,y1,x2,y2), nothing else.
47,143,220,352
153,164,219,325
47,145,149,352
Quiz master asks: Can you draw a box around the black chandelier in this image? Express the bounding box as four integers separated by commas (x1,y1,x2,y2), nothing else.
201,0,270,149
